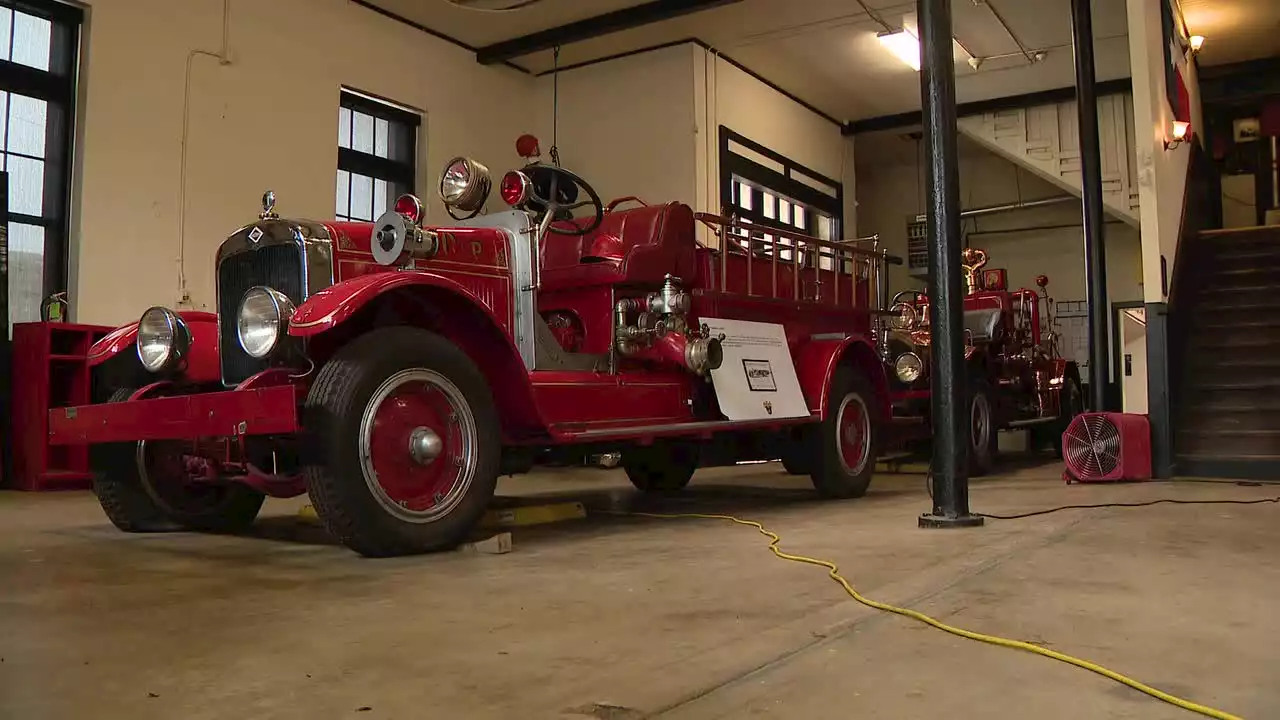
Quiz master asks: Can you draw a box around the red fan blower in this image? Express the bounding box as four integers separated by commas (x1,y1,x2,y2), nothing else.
1062,413,1152,483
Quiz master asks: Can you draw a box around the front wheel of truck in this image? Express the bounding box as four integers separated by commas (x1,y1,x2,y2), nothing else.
93,389,265,533
303,327,500,558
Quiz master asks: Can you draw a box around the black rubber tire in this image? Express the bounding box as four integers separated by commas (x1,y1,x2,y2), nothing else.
302,327,500,557
93,390,178,532
623,442,699,493
808,366,879,499
92,389,264,533
968,379,998,477
780,450,810,476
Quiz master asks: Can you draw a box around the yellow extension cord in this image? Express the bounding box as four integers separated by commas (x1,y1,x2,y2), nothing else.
624,511,1242,720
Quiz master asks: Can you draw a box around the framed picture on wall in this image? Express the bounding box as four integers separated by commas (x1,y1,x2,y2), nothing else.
1233,118,1261,143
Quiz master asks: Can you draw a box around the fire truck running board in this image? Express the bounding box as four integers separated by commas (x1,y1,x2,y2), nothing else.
552,415,819,443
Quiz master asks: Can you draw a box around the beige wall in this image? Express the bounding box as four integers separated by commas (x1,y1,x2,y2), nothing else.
72,10,858,327
72,0,534,325
1127,0,1202,303
532,44,698,211
534,43,855,248
693,48,856,244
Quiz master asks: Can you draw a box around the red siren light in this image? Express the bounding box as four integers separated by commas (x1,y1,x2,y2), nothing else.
500,171,531,207
394,194,425,224
1035,274,1050,288
516,134,541,159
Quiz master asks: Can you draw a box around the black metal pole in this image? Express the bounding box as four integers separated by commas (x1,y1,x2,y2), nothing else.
1071,0,1109,412
917,0,982,529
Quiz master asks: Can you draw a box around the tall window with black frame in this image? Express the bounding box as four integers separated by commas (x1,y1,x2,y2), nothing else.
719,127,843,271
335,90,419,222
0,1,81,328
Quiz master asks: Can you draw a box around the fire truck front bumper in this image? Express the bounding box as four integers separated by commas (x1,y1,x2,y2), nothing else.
47,385,301,446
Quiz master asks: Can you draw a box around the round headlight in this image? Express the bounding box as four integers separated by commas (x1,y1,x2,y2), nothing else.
137,307,190,373
894,352,924,384
237,287,295,359
439,157,491,212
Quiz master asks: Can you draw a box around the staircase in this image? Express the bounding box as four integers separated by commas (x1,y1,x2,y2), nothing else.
1175,225,1280,479
957,93,1142,227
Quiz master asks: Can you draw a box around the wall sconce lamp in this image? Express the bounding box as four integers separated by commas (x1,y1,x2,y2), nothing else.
1188,35,1205,56
1165,121,1191,150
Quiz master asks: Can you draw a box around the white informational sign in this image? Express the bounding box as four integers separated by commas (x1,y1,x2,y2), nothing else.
702,318,809,421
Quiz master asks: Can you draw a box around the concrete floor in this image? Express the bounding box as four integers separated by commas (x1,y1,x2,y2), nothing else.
1,459,1277,720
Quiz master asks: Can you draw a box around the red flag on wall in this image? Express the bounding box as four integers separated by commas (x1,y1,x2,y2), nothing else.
1161,0,1191,123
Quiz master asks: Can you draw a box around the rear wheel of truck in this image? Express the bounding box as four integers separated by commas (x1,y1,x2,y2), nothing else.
968,380,998,476
93,389,265,533
303,327,500,557
623,442,699,493
809,366,879,499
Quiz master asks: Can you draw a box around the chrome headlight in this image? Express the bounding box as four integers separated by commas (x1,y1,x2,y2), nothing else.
894,352,924,384
439,156,491,212
237,286,295,359
137,307,190,373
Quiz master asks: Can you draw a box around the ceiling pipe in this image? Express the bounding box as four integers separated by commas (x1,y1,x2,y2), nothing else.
913,195,1077,223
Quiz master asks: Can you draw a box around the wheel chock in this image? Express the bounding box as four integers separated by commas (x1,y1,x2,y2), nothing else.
296,501,586,530
481,501,587,529
458,532,513,555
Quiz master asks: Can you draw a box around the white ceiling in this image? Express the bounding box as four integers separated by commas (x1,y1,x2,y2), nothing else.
364,0,1280,122
1181,0,1280,66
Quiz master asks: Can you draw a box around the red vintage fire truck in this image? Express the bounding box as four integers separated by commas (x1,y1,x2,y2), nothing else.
50,137,900,557
879,247,1084,473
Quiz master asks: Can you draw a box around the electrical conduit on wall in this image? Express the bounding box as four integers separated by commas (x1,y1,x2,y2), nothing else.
176,0,232,308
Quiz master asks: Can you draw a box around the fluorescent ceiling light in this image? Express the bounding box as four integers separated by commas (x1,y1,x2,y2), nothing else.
878,29,920,71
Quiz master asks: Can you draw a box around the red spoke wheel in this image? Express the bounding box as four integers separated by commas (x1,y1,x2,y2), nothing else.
808,366,880,499
359,369,478,522
303,328,499,557
837,393,872,476
92,388,264,533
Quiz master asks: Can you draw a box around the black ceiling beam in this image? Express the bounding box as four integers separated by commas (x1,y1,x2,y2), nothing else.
1199,57,1280,105
843,77,1134,135
475,0,744,65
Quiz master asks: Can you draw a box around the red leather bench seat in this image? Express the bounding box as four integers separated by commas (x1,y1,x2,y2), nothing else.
539,202,696,291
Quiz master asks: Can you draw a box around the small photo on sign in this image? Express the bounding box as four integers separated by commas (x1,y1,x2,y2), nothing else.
742,359,777,392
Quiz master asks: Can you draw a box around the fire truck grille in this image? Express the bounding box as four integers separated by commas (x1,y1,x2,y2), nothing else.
218,244,305,385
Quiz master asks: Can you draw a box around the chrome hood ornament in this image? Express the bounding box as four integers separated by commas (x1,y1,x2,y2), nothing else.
260,190,278,220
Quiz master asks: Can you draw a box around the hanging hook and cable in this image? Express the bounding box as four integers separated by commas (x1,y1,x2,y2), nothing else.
549,44,562,167
177,0,233,307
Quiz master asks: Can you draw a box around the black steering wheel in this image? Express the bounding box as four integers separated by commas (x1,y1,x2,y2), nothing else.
889,290,929,330
891,290,927,308
525,163,604,237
